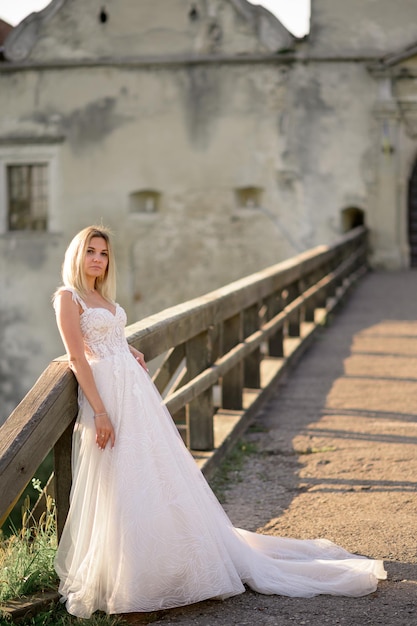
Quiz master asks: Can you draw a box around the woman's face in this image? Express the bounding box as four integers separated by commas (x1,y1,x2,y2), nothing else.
84,236,109,283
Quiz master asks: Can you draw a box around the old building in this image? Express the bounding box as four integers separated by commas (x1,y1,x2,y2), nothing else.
0,0,416,421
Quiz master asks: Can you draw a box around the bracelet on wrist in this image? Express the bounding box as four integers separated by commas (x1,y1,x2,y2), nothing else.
94,412,108,418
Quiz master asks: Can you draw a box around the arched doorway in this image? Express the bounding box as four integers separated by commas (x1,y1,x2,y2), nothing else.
408,159,417,267
341,207,365,233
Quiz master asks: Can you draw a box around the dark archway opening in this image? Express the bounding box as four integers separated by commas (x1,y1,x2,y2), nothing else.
341,207,365,233
408,159,417,267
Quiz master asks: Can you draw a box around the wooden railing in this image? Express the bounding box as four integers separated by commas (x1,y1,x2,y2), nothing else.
0,226,368,537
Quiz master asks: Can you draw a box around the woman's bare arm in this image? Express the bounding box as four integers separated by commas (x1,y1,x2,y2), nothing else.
54,290,115,449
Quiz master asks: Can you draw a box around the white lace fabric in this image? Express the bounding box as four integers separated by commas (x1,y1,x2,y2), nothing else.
53,288,387,618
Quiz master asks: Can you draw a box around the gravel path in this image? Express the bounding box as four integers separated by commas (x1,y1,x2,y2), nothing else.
123,271,417,626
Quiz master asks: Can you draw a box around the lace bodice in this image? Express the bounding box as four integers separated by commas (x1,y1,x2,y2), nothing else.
80,306,129,360
58,288,130,361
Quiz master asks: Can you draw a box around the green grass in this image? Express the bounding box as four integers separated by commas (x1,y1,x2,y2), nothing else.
0,489,57,606
211,440,257,503
0,602,129,625
0,484,132,625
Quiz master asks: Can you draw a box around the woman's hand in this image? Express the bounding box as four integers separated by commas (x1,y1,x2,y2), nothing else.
95,412,115,450
130,346,149,372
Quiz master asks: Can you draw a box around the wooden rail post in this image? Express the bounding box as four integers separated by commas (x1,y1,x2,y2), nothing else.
315,267,328,308
186,331,214,450
222,313,243,409
303,301,314,324
331,249,344,297
243,303,261,389
266,292,284,357
287,281,301,337
53,419,75,540
303,271,317,323
153,344,188,435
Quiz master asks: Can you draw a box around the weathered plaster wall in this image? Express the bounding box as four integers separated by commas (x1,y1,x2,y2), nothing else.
0,58,294,423
0,233,63,420
309,0,417,56
285,62,376,245
0,61,293,281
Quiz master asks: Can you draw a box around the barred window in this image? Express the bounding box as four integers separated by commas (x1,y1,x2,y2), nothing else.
7,164,48,231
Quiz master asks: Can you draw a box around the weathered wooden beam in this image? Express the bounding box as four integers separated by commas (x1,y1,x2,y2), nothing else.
152,344,185,394
265,292,284,357
186,331,214,450
0,361,77,526
243,303,261,389
164,246,366,417
222,313,244,410
54,419,75,540
287,280,301,337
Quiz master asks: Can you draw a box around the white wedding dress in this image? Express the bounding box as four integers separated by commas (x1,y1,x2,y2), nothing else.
54,289,386,618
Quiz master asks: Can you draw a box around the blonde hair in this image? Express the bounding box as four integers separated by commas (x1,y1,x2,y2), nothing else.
57,225,116,302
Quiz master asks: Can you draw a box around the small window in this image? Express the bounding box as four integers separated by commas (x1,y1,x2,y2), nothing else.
7,163,48,231
129,190,161,214
235,186,262,210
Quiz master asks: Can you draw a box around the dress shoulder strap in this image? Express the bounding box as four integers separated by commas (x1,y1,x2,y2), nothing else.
53,287,88,312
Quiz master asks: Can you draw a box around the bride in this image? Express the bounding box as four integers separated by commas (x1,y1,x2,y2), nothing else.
53,225,386,618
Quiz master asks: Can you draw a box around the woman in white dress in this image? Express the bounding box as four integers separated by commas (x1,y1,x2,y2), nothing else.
53,226,386,619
